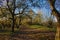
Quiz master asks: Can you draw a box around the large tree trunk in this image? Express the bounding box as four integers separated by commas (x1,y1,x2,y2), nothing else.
52,10,60,40
49,0,60,40
55,25,60,40
55,17,60,40
53,8,60,40
52,8,60,40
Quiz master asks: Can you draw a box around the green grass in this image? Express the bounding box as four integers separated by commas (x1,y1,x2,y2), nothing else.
29,25,56,31
29,25,46,28
0,25,56,34
29,25,42,28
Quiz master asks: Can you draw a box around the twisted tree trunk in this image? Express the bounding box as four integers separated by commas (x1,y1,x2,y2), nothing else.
49,0,60,40
55,18,60,40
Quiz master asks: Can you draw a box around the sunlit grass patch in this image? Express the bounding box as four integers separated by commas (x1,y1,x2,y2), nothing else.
0,30,12,35
29,25,46,29
29,25,56,32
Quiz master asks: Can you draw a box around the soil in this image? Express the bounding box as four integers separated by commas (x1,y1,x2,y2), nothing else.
0,26,56,40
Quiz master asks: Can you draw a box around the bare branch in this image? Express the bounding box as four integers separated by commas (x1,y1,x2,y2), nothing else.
49,0,60,17
20,5,28,14
13,0,16,13
6,0,12,14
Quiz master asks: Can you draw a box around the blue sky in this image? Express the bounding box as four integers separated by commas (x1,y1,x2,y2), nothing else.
31,0,60,22
0,0,60,22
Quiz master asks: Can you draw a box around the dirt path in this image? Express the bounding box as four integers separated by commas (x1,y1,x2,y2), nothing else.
0,31,56,40
0,26,56,40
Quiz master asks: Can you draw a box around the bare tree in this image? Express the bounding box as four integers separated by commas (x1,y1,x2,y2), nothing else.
6,0,16,32
6,0,30,32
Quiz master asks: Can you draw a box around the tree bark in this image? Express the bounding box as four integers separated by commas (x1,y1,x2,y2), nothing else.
12,14,15,32
12,0,16,32
49,0,60,40
55,18,60,40
52,7,60,40
19,14,22,27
